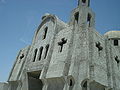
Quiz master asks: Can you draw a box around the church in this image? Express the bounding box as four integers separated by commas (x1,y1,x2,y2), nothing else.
0,0,120,90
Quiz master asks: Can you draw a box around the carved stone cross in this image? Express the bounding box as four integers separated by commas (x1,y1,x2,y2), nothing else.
58,38,67,52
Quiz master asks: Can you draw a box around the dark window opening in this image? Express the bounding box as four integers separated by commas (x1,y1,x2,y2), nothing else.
74,12,79,23
96,42,103,51
87,13,91,27
70,79,73,86
82,81,87,90
83,81,87,88
43,27,48,39
39,47,43,61
82,0,86,4
58,38,67,52
88,0,90,6
20,54,24,59
114,40,118,46
33,49,38,62
44,44,49,59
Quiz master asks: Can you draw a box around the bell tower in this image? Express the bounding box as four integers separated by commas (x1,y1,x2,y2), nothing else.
70,0,95,28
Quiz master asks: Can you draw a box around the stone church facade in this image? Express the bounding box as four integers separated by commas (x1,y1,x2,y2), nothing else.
0,0,120,90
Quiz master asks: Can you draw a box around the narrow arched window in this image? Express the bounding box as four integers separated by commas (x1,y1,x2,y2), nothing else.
33,49,38,62
44,44,49,59
43,27,48,39
39,47,43,61
87,13,91,27
74,12,79,23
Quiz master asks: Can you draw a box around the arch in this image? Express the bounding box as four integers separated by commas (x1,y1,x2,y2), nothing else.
33,15,57,43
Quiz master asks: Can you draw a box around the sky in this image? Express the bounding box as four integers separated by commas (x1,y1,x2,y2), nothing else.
0,0,120,82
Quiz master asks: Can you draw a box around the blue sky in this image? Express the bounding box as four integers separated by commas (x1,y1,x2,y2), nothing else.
0,0,120,82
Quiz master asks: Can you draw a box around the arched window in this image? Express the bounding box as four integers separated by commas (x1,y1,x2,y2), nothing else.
44,44,49,59
87,13,91,27
33,49,38,62
74,12,79,23
39,47,43,61
43,27,48,39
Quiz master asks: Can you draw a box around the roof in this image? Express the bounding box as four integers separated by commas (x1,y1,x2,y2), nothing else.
104,31,120,39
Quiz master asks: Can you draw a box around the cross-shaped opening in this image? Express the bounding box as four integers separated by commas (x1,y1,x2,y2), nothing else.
96,42,103,51
115,56,120,64
20,54,24,59
58,38,67,52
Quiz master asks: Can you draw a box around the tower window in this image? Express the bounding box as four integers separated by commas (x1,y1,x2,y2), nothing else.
74,12,79,23
39,47,43,61
82,0,86,4
44,44,49,59
33,49,38,62
114,40,118,46
43,27,48,39
87,13,91,27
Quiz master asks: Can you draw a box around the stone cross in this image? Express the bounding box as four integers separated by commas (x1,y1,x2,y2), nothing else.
58,38,67,52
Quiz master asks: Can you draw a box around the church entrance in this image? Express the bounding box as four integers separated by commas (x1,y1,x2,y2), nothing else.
27,71,43,90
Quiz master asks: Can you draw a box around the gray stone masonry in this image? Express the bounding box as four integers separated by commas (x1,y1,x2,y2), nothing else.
0,0,120,90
